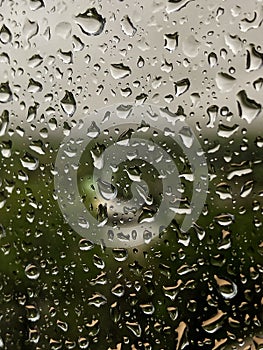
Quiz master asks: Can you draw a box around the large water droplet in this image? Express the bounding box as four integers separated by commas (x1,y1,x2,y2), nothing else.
97,179,117,200
164,32,179,52
23,18,39,42
215,72,236,92
0,24,12,44
126,321,141,337
121,15,137,37
174,78,190,97
75,8,106,36
25,264,40,280
237,90,261,124
214,275,238,299
0,82,12,103
110,63,131,79
0,110,9,136
179,126,194,148
60,91,76,117
88,293,107,307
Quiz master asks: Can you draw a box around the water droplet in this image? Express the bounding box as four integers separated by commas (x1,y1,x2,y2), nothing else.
215,72,236,92
78,337,89,349
97,179,117,200
237,90,261,124
140,303,155,315
206,105,219,128
0,24,12,44
28,54,43,68
87,121,100,138
93,254,105,269
57,319,68,332
246,45,263,72
253,77,263,91
0,82,12,103
174,78,190,97
75,8,106,36
214,213,234,226
25,264,40,280
0,191,7,209
0,110,9,136
27,79,43,93
240,180,254,198
26,305,40,322
88,293,107,307
137,56,145,68
79,238,94,251
164,32,179,52
111,284,124,297
126,321,141,337
214,275,238,299
217,123,239,138
60,91,76,117
27,103,39,123
112,248,128,262
21,152,39,171
240,10,262,32
224,34,242,55
143,229,153,244
110,302,121,323
121,15,137,37
216,183,232,200
202,310,227,333
23,18,39,42
110,63,131,79
208,52,218,67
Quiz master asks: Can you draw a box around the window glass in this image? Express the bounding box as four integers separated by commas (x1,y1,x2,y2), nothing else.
0,0,262,349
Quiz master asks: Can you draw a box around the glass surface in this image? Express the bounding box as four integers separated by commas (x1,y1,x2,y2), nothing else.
0,0,262,349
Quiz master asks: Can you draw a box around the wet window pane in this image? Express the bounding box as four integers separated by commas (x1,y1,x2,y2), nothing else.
0,0,262,349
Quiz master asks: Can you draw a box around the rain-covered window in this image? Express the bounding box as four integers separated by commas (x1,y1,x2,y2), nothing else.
0,0,262,349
